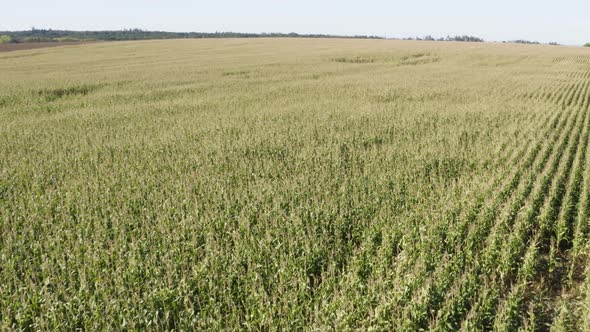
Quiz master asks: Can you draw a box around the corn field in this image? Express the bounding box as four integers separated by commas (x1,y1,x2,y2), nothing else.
2,39,590,330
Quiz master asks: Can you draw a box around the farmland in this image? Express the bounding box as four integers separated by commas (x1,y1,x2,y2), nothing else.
1,38,590,330
0,42,92,53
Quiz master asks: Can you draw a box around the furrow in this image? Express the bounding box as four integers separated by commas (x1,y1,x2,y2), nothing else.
430,79,589,330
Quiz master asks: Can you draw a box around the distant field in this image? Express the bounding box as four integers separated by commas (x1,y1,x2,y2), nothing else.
2,38,590,330
0,41,91,52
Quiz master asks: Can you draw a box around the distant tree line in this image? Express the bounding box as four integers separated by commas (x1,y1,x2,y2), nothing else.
0,28,384,43
402,35,484,42
585,43,590,47
502,40,560,46
0,30,484,43
1,29,582,47
507,40,541,45
397,36,567,46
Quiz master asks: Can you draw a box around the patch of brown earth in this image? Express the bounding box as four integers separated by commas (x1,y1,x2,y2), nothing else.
0,42,95,52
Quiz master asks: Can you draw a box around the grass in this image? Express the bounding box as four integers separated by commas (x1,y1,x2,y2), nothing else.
1,38,590,330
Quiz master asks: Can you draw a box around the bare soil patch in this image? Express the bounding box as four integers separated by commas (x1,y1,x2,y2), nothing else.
0,42,93,52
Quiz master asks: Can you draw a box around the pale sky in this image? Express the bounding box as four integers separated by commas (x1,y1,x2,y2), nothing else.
1,0,589,45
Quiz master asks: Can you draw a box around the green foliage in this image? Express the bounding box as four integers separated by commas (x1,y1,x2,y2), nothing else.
54,36,81,42
22,36,55,43
36,84,102,101
0,28,384,42
0,34,13,43
585,43,590,47
510,39,541,44
1,38,590,330
404,35,484,42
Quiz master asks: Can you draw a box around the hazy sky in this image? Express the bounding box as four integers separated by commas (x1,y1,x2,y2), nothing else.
2,0,589,45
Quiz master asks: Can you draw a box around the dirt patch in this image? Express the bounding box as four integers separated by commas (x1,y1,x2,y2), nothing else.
0,42,94,52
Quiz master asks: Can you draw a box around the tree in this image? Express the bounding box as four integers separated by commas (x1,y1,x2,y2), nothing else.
0,35,14,43
585,43,590,47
